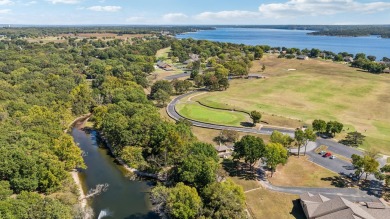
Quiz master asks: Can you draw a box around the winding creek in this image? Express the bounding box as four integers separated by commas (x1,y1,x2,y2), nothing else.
71,127,158,219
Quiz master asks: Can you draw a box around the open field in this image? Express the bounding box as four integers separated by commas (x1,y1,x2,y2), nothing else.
150,47,187,81
268,156,337,188
24,33,151,43
191,126,271,144
188,54,390,154
156,47,171,59
230,176,305,219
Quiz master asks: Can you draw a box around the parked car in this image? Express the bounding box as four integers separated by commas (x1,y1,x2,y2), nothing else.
323,152,332,157
330,155,336,159
319,150,326,155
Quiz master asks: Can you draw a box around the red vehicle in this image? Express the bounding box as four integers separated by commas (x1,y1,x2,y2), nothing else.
323,152,332,157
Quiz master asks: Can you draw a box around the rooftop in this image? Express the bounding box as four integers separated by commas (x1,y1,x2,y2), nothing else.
300,192,390,219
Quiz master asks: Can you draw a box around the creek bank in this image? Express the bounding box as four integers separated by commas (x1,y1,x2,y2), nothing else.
96,131,166,181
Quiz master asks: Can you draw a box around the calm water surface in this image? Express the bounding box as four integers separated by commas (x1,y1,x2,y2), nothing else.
177,28,390,59
71,128,158,219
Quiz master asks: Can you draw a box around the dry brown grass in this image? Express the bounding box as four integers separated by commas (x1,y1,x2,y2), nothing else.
230,176,305,219
191,54,390,154
25,33,151,43
268,156,337,188
191,126,270,145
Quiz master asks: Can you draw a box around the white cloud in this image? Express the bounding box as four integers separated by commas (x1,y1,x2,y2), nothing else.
0,9,11,14
194,10,263,24
126,16,147,23
47,0,80,4
23,1,37,6
87,6,122,12
162,13,188,22
0,0,13,5
259,0,390,18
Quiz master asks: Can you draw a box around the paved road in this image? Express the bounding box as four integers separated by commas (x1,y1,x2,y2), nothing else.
164,72,190,80
167,90,296,136
167,90,385,198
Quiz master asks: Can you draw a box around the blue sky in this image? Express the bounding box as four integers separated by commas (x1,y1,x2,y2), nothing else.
0,0,390,25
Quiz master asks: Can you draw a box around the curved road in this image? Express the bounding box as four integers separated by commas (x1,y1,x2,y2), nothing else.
167,90,385,200
167,90,296,136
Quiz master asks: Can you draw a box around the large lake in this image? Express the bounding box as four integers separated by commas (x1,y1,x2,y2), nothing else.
176,28,390,59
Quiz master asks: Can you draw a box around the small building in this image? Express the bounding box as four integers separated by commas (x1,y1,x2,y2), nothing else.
297,55,309,60
214,144,233,158
344,56,354,63
156,61,173,71
183,54,200,65
246,73,264,79
300,192,390,219
383,68,390,74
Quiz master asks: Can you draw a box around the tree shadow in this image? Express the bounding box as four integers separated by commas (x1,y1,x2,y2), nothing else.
240,122,254,127
222,159,257,180
290,199,306,219
321,176,349,188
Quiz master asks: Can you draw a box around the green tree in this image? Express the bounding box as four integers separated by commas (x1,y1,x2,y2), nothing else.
201,180,246,218
175,142,218,189
351,154,379,181
253,46,264,59
150,80,173,97
250,110,262,126
294,129,304,157
121,146,147,170
303,129,317,156
70,83,93,115
53,134,86,171
264,143,288,177
312,119,326,134
343,131,366,147
153,89,170,107
270,130,294,149
233,135,265,171
152,183,202,219
193,75,204,87
0,181,12,200
219,130,239,143
326,121,343,137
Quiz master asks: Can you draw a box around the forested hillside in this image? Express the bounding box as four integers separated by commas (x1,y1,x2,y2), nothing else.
0,34,171,218
0,30,249,218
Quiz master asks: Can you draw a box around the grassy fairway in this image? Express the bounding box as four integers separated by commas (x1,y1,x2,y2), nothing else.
176,102,248,126
191,54,390,154
268,156,337,188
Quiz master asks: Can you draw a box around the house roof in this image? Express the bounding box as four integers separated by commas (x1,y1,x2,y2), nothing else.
214,145,230,152
300,193,387,219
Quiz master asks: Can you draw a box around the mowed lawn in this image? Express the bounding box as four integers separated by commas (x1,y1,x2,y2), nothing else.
268,156,337,188
192,54,390,154
176,102,248,126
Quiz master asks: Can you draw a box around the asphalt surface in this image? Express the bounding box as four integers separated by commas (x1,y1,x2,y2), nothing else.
164,72,190,80
167,90,296,136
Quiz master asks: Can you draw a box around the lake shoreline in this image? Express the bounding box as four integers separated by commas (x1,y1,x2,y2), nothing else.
176,27,390,59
